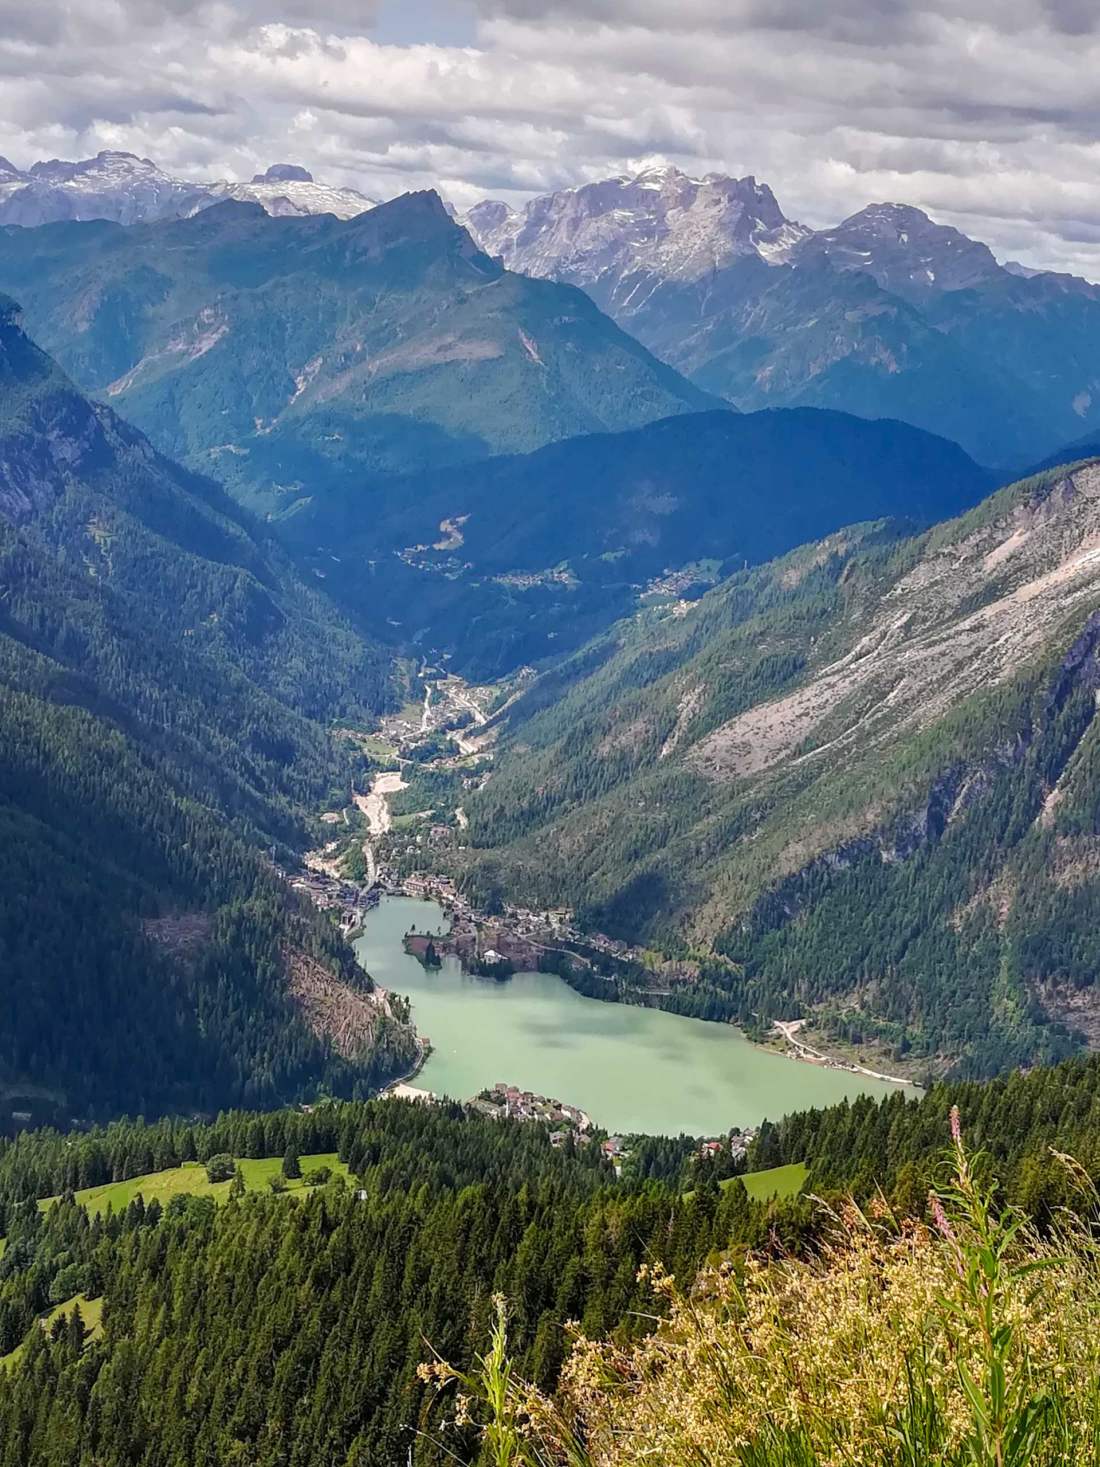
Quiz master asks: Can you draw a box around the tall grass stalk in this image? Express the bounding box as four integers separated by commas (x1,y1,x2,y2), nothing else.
424,1115,1100,1466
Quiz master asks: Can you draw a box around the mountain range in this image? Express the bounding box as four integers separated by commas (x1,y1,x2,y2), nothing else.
0,191,717,510
457,451,1100,1078
6,122,1100,1467
4,143,1100,1097
465,165,1100,467
0,152,376,226
7,150,1100,470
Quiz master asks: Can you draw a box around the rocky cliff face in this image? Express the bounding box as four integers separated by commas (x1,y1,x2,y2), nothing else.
466,165,810,303
0,292,118,522
788,202,1006,302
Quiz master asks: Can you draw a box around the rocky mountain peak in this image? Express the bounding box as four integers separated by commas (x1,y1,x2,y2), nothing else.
0,150,374,227
464,198,515,239
793,201,1003,299
28,149,158,181
462,165,809,294
254,164,314,183
340,189,477,262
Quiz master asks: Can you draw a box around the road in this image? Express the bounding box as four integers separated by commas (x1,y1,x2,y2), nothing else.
773,1019,912,1087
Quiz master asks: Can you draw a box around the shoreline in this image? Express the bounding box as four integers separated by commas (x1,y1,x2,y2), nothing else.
772,1019,916,1089
380,885,921,1092
378,1014,433,1096
346,692,922,1100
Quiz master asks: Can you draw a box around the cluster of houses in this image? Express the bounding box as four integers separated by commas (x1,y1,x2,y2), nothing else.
399,872,463,905
289,870,378,934
699,1128,759,1164
472,1082,592,1133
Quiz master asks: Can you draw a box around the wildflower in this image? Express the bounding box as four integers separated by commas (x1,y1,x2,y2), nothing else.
929,1191,955,1243
431,1132,1100,1467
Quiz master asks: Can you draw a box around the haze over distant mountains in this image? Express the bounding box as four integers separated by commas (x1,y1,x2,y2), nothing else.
0,190,716,506
286,407,991,678
7,149,1100,467
0,151,376,226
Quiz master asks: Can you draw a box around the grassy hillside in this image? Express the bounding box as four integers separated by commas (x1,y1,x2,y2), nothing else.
0,1294,102,1373
37,1154,351,1214
737,1161,808,1202
2,1059,1100,1464
449,1138,1100,1467
455,459,1100,1076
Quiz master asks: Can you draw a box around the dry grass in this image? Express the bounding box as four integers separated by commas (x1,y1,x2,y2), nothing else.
425,1116,1100,1466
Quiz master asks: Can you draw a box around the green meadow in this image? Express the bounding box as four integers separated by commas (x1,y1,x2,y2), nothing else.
737,1161,808,1202
683,1161,808,1204
38,1153,351,1216
0,1293,104,1371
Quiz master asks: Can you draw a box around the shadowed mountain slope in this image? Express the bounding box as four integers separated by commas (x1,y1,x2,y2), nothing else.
0,296,414,1119
279,405,991,679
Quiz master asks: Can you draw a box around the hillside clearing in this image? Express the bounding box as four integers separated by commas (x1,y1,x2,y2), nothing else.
736,1161,808,1201
37,1153,351,1215
684,1161,808,1203
0,1293,103,1371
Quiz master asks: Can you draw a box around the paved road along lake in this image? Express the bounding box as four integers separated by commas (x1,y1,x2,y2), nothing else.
356,895,913,1135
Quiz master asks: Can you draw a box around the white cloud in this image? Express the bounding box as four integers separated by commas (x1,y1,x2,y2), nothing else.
1,0,1100,273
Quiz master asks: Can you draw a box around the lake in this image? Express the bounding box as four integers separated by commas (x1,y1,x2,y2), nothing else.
356,895,912,1135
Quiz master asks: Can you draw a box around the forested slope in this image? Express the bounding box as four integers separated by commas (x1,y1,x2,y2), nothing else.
0,194,718,512
457,459,1100,1077
281,406,990,678
0,297,414,1119
2,1054,1100,1465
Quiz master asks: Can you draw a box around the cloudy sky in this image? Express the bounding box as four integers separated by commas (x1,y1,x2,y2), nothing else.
3,0,1100,273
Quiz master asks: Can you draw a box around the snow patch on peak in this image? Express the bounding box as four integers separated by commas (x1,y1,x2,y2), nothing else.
792,201,1003,299
463,167,807,299
204,174,376,220
0,151,376,227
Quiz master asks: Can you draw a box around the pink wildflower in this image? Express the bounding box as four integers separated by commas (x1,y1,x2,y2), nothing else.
929,1192,955,1243
949,1105,962,1145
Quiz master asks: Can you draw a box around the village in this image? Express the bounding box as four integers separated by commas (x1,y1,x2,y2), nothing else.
469,1082,592,1134
290,659,655,976
287,868,379,938
388,1076,759,1179
398,871,638,980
